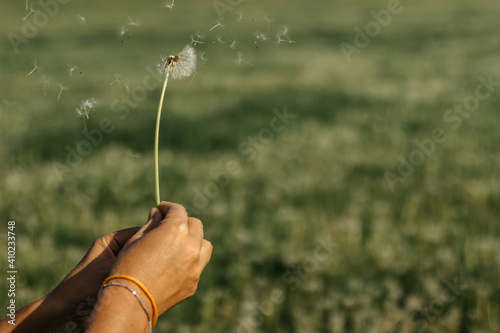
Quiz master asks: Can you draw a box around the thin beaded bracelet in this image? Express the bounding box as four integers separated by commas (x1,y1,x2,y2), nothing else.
100,282,153,333
103,274,158,327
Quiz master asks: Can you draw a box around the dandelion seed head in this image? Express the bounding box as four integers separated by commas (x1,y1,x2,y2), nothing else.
199,51,208,63
157,45,197,79
76,98,98,118
264,17,274,23
58,84,69,90
163,0,174,10
41,76,51,84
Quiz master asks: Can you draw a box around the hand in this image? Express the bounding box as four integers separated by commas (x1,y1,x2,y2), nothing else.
109,201,213,314
48,227,141,326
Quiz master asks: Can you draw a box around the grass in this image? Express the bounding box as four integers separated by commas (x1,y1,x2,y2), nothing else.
1,0,500,331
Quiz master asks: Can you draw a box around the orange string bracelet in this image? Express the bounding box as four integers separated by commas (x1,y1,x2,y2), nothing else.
103,274,158,327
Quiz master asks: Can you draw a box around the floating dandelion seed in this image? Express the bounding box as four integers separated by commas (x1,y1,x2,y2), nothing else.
76,98,98,131
68,64,79,76
77,14,87,25
229,39,239,49
277,25,295,46
110,74,122,85
190,33,205,46
236,11,254,23
127,17,141,27
209,19,225,31
163,0,175,10
41,76,51,95
264,17,274,32
213,34,225,45
21,5,36,22
254,31,268,44
154,45,197,206
189,70,201,85
3,99,17,109
199,52,208,63
118,26,128,38
25,0,29,11
56,84,69,102
26,59,42,77
236,52,253,66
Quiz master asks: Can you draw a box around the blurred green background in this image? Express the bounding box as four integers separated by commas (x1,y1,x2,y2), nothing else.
1,0,500,331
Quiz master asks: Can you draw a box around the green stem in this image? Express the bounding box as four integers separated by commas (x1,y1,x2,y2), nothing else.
154,67,171,208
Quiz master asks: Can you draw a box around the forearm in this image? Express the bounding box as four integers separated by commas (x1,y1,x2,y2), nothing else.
0,294,77,333
86,280,151,333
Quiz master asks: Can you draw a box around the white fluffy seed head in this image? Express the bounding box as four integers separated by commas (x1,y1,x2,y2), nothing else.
157,45,197,79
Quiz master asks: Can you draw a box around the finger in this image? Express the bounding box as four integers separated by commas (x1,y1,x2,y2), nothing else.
159,201,188,222
198,239,213,268
108,227,141,256
187,217,204,239
126,207,164,245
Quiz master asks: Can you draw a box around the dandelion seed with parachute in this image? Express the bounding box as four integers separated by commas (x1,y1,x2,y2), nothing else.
163,0,175,10
68,64,79,76
127,17,141,27
110,74,122,85
41,76,51,95
229,39,239,50
57,84,69,102
190,33,205,46
77,14,87,25
264,17,274,32
236,11,254,23
22,6,36,22
278,25,295,46
25,0,29,11
209,19,225,31
153,45,196,206
213,34,225,46
236,52,253,66
26,59,42,77
254,31,268,45
76,98,98,131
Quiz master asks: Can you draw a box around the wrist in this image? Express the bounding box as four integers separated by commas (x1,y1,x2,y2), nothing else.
86,278,152,333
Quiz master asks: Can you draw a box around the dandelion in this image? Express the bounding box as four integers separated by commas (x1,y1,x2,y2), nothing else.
76,98,98,131
229,39,239,49
110,74,122,85
77,14,87,25
68,64,79,76
190,32,205,46
264,16,274,32
236,52,253,66
277,25,295,46
41,76,50,95
209,19,225,31
26,59,42,77
127,17,141,27
56,84,69,102
21,5,36,22
154,45,196,206
213,34,225,46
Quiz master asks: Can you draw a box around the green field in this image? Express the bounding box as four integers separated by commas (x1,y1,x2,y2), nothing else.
1,0,500,331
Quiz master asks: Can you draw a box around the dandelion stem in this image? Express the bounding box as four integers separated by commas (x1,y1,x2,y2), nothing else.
154,65,171,207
